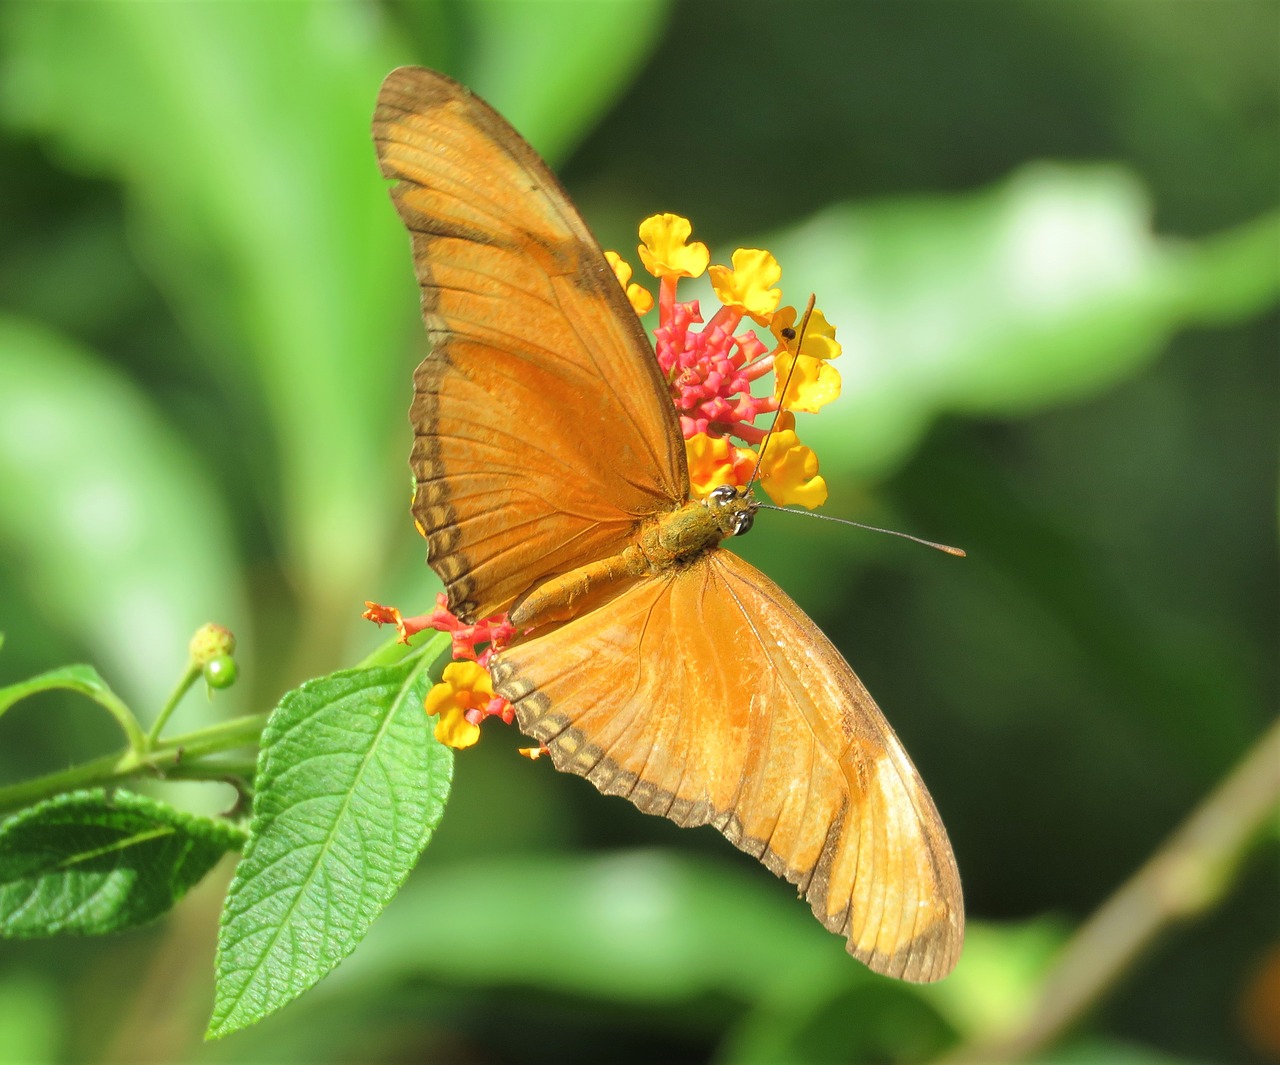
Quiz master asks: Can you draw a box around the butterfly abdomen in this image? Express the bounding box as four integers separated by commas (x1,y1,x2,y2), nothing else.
509,499,732,630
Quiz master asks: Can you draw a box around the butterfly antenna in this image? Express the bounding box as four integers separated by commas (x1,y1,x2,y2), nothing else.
745,294,817,496
756,503,967,557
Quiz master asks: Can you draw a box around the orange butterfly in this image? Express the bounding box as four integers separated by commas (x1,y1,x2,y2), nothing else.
373,66,963,981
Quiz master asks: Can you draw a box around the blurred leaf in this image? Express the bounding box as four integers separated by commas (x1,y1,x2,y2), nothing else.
323,851,1069,1053
0,1,670,648
719,981,952,1065
1033,1038,1218,1065
465,0,670,164
208,638,452,1039
763,165,1280,479
925,918,1066,1042
0,789,244,937
0,975,60,1065
0,664,113,722
329,850,860,1005
0,316,245,710
0,2,414,627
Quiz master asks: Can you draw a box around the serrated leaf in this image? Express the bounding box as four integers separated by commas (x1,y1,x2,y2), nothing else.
0,789,245,937
208,639,452,1039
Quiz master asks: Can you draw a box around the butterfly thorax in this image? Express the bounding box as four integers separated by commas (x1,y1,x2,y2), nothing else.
640,489,754,564
508,488,756,630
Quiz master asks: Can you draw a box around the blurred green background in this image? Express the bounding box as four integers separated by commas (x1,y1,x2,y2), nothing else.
0,1,1276,1063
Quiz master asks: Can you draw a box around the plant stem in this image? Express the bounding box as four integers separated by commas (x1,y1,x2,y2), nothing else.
146,658,202,748
940,714,1280,1064
161,757,259,782
0,711,270,815
90,684,150,756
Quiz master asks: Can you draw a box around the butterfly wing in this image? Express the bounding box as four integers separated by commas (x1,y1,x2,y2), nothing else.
373,67,688,620
492,548,964,981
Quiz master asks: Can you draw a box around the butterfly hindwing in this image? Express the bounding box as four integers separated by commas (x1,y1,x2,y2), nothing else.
491,548,963,982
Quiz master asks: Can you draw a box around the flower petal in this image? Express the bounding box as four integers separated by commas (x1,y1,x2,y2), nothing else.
774,351,842,413
709,249,782,324
424,661,497,749
433,706,481,749
627,283,654,315
637,213,710,279
604,249,633,286
759,419,827,508
685,433,757,500
441,660,494,697
771,306,842,360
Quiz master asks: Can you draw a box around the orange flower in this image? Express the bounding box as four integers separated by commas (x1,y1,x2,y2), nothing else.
362,601,416,644
685,434,757,500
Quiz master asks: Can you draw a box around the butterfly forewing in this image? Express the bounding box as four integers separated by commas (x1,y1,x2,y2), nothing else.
374,67,687,620
492,550,963,981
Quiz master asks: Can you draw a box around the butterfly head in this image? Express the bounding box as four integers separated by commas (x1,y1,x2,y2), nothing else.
705,484,757,538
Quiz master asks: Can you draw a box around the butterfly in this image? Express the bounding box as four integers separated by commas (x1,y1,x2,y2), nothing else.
372,66,963,982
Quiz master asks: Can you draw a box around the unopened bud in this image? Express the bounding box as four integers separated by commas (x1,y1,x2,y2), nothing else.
189,623,235,665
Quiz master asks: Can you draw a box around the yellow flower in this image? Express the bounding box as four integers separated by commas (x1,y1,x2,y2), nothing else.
770,305,842,413
771,306,842,361
759,413,827,509
637,214,710,279
708,249,782,324
605,250,655,315
774,351,842,413
423,661,494,749
685,434,757,500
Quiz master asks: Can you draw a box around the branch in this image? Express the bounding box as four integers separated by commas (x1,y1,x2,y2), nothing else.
0,712,270,815
942,713,1280,1064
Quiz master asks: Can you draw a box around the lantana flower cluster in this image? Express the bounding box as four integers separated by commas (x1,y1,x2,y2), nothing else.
362,596,518,750
608,213,842,508
370,214,843,750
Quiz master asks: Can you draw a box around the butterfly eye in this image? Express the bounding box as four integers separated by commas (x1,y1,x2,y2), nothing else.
731,510,755,536
708,485,737,504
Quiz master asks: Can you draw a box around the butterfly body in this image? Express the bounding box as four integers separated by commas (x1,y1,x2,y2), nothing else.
375,66,964,982
508,488,753,630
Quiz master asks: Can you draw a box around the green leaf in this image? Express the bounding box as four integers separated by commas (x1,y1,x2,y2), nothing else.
0,789,245,937
0,2,423,617
0,664,112,721
0,976,60,1065
208,638,452,1039
0,661,147,753
323,851,853,1007
760,166,1280,481
1033,1038,1219,1065
465,0,670,164
0,315,246,711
